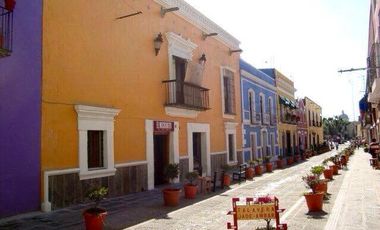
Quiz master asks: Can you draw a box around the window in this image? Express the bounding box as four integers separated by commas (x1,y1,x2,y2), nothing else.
228,134,235,162
248,90,255,124
87,131,104,169
271,133,275,155
308,110,311,126
75,105,121,180
174,56,188,104
223,69,235,114
250,134,256,160
259,94,265,124
268,97,273,124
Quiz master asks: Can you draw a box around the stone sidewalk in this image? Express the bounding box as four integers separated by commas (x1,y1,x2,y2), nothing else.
1,147,379,230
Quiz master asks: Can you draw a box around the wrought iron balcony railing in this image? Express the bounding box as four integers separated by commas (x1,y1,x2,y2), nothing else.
162,80,210,111
0,6,13,57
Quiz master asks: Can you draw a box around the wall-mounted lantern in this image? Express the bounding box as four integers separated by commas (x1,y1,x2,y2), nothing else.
154,33,163,56
199,53,207,65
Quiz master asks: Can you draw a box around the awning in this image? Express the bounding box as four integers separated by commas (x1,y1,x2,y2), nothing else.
279,95,296,108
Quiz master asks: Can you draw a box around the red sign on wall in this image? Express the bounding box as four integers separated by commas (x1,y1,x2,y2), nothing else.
154,121,174,133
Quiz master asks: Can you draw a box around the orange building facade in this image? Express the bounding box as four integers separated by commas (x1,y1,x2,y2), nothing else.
41,0,242,211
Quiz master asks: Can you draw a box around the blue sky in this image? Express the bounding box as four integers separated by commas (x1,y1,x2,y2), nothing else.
185,0,370,121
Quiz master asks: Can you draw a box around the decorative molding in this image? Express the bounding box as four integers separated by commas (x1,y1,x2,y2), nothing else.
210,151,226,155
180,155,189,159
115,161,148,168
165,106,200,118
75,105,120,181
166,32,197,60
187,123,211,176
241,70,277,92
154,0,240,49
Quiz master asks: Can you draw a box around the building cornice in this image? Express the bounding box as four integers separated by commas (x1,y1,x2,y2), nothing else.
154,0,240,49
241,69,277,92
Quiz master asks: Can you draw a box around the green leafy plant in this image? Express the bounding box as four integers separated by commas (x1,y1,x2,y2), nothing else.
302,174,320,193
86,186,108,213
255,158,263,165
185,171,199,186
221,164,233,173
163,163,180,184
248,159,256,167
310,165,324,178
264,155,272,163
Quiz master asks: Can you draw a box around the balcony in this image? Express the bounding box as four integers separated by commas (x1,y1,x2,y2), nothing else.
162,80,210,111
0,6,13,58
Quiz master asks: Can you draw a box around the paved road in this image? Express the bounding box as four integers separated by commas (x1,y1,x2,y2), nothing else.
1,146,379,230
128,148,342,230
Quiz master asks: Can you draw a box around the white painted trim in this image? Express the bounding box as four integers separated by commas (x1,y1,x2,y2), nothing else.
220,66,237,118
154,0,240,49
241,78,276,94
75,105,120,180
241,70,277,92
225,122,238,164
187,123,211,176
166,32,197,80
145,120,155,190
250,132,258,160
115,161,148,168
165,106,200,118
180,155,189,159
247,89,256,123
42,168,80,212
210,151,226,155
145,119,179,189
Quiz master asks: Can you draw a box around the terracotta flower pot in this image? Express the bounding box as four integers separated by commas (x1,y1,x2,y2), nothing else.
5,0,16,11
245,167,254,179
254,165,262,175
266,163,273,172
276,160,284,169
184,184,197,199
287,157,293,165
294,155,300,162
83,208,107,230
314,181,327,194
162,188,181,206
323,169,333,180
304,192,324,212
329,165,339,175
223,174,231,187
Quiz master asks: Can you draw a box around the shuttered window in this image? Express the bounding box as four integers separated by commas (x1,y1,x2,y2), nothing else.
223,69,235,114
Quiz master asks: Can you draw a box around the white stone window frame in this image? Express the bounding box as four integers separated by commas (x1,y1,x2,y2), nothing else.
250,132,257,160
259,93,266,124
75,105,121,180
220,66,236,119
248,89,256,124
225,122,238,165
165,32,199,118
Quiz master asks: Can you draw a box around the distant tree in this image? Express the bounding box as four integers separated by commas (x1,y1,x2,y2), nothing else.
323,116,350,139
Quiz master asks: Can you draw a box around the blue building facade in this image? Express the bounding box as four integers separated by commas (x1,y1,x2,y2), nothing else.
240,60,279,163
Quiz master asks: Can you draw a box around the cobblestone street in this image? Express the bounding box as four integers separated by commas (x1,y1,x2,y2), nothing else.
1,146,379,229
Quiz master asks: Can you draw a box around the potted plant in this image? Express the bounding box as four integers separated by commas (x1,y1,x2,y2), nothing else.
322,159,333,180
264,155,273,172
276,154,284,169
221,164,233,187
184,171,199,199
162,163,181,206
5,0,16,11
83,186,108,230
286,155,293,165
302,174,324,212
254,158,263,175
246,160,255,179
311,165,327,194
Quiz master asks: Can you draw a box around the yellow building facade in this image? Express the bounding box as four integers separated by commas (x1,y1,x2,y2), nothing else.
41,0,242,211
304,97,323,148
273,69,298,158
